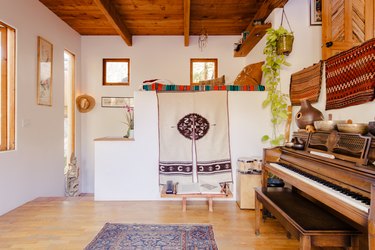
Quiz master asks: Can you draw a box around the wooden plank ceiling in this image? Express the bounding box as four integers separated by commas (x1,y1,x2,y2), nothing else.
39,0,284,46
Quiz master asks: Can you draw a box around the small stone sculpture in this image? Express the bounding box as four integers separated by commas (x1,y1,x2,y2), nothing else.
64,153,80,197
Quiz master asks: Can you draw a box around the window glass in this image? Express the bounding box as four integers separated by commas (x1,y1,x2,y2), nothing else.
103,58,130,85
0,21,15,151
190,58,218,85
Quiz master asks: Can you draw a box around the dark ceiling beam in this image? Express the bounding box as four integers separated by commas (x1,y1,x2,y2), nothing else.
245,0,289,32
93,0,132,46
183,0,190,46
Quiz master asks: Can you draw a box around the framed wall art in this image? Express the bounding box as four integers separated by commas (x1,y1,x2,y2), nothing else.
37,36,53,106
101,97,134,108
103,58,130,86
310,0,322,26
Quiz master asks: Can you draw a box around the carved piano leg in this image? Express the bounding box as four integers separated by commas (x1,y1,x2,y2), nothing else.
261,167,270,220
286,232,291,239
349,235,359,250
299,235,311,250
369,184,375,250
255,193,260,236
262,169,268,188
261,167,269,221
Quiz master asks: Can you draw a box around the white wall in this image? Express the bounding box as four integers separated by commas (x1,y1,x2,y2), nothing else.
80,36,246,193
0,0,81,215
1,0,373,212
246,0,375,138
81,0,375,193
94,91,271,200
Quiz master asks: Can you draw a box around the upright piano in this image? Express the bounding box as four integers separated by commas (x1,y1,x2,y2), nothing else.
262,130,375,249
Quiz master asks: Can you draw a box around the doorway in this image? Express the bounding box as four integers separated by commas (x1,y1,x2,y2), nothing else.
64,50,75,167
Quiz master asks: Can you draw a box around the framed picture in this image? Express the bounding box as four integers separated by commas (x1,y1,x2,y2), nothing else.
101,97,134,108
103,58,130,86
310,0,322,26
37,36,53,106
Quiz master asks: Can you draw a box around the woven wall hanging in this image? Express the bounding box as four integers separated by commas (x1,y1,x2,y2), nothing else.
289,61,323,106
325,38,375,110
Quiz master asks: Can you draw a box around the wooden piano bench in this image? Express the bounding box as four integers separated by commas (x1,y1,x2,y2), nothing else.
255,187,361,250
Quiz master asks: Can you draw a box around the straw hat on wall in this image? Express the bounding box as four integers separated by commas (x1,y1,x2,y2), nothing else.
76,94,95,113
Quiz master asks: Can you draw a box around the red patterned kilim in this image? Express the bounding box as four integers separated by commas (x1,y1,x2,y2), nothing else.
325,38,375,110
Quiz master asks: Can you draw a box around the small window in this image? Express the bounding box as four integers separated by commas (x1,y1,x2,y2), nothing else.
103,58,130,86
0,21,16,151
190,58,218,85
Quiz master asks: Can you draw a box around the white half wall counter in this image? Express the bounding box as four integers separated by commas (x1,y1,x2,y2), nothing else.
94,91,272,200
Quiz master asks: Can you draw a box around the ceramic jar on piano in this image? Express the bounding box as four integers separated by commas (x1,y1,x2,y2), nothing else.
295,99,324,129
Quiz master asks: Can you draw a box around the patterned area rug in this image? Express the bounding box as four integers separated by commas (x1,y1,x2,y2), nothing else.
85,223,218,250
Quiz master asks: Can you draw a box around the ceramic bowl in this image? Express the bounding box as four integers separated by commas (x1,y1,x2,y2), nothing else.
314,120,346,132
292,143,305,150
368,121,375,136
337,123,368,134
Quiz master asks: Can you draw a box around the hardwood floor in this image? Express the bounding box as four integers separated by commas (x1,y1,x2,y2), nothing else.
0,196,299,249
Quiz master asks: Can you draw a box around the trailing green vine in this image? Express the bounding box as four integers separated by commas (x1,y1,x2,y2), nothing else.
261,26,292,146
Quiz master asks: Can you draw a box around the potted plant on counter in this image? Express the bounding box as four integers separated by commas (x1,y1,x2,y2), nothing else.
123,105,134,138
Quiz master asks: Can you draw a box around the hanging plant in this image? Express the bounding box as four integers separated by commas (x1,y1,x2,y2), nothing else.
261,9,293,146
276,8,294,56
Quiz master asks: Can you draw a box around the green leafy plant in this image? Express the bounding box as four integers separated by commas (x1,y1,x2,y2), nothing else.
261,26,292,146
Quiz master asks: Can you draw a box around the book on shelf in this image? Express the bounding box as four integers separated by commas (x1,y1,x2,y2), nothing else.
176,182,223,195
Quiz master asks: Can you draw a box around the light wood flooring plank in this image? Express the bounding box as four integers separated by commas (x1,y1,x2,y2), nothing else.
0,196,299,249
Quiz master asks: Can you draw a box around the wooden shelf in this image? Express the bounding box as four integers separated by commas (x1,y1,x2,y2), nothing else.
234,23,271,57
232,0,289,57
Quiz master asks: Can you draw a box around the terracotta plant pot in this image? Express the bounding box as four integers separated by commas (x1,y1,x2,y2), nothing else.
277,34,294,56
295,99,324,129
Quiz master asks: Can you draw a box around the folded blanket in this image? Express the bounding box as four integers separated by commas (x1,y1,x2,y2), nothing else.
158,92,194,184
157,91,232,185
143,83,265,92
194,92,232,184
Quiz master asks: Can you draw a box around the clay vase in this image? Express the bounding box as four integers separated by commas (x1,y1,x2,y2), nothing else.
295,99,324,129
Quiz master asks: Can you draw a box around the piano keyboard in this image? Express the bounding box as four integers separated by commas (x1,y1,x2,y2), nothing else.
269,162,370,213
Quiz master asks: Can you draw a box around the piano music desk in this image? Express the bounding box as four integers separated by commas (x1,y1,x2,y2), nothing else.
160,186,232,212
255,187,361,250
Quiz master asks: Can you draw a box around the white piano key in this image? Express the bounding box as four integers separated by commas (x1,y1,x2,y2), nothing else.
269,163,370,213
